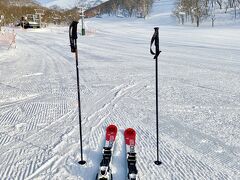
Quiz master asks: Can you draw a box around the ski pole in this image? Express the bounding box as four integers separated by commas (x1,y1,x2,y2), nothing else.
69,21,86,165
150,27,162,166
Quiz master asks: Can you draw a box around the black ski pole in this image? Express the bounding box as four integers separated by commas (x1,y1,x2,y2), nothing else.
150,27,162,166
69,21,86,165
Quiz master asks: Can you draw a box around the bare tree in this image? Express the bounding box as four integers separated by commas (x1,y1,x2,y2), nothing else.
210,0,216,26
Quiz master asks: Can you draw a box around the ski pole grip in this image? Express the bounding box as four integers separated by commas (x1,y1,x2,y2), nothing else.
69,21,79,53
71,21,78,40
154,27,159,48
150,27,161,59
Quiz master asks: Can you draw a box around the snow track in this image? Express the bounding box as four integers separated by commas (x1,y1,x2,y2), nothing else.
1,4,240,179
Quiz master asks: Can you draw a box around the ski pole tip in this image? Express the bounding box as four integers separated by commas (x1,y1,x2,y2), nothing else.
78,160,86,165
154,160,162,166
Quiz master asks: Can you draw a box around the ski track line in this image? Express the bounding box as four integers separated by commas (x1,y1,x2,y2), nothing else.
83,82,149,180
103,83,238,179
166,75,240,97
25,126,78,179
71,81,144,179
0,99,71,143
37,43,96,109
0,110,77,179
81,82,136,135
0,109,74,157
80,82,139,179
85,83,135,123
1,23,239,179
0,90,40,110
0,32,79,179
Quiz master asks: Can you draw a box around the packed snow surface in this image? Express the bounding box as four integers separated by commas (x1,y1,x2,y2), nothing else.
0,0,240,179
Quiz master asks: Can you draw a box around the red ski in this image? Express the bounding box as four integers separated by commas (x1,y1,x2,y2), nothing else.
124,128,138,180
96,124,118,180
105,124,118,147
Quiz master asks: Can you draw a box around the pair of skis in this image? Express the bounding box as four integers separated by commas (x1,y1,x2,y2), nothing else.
96,124,138,180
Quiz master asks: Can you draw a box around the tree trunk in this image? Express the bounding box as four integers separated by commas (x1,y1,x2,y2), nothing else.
181,15,184,24
212,18,215,27
217,0,222,9
197,16,200,27
234,0,237,19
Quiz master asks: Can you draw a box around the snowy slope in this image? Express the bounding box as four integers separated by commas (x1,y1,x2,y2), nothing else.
147,0,177,25
0,0,240,179
2,0,40,6
36,0,108,9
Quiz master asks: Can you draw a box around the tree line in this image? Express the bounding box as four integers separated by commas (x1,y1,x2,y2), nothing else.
174,0,240,27
1,0,155,27
0,2,80,26
85,0,154,18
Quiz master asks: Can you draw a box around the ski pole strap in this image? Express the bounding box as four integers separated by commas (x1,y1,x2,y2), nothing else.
69,21,79,53
150,27,161,59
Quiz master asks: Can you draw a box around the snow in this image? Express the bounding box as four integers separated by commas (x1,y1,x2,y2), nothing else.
42,0,78,9
0,0,240,179
37,0,109,9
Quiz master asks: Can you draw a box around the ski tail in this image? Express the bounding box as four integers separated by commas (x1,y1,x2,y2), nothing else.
96,124,118,180
106,124,118,142
124,128,136,146
124,128,138,180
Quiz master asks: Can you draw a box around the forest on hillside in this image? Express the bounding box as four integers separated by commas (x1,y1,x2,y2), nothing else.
1,0,239,27
0,2,80,26
174,0,240,26
85,0,154,18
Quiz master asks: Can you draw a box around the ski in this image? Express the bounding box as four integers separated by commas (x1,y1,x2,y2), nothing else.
124,128,138,180
96,124,118,180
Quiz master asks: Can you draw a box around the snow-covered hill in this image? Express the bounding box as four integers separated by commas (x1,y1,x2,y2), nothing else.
36,0,108,9
3,0,40,6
